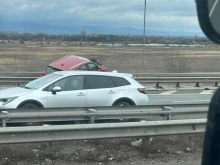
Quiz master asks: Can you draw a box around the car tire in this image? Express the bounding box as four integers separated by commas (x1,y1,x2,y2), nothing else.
17,102,42,126
113,100,140,122
114,100,132,106
19,102,41,109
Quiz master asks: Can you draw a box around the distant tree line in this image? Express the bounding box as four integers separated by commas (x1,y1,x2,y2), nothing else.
0,31,211,45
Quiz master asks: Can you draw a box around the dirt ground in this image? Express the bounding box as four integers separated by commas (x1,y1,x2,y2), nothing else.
0,134,204,165
0,44,220,73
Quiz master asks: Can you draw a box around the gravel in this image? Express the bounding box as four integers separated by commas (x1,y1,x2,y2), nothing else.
0,134,204,165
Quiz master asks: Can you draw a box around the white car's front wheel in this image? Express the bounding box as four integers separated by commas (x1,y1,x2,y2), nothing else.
16,102,43,126
18,102,41,109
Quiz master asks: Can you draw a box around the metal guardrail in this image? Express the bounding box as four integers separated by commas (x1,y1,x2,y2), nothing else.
133,72,220,77
135,77,220,87
0,72,41,77
0,72,219,87
0,104,208,127
0,119,206,144
0,77,35,86
0,76,219,87
0,72,220,77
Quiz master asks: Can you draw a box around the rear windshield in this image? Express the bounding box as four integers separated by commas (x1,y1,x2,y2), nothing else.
46,66,62,74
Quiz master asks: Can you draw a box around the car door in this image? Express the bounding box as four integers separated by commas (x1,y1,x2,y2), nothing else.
46,75,86,108
85,75,119,107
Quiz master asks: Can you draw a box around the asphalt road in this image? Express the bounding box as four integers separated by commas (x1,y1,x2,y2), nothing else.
148,93,213,105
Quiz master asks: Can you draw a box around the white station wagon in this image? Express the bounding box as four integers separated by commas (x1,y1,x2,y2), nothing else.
0,71,149,109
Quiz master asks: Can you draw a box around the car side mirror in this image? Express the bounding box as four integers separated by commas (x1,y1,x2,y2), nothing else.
196,0,220,44
52,86,61,94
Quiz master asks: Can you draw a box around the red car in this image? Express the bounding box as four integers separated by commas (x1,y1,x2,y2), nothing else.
41,55,107,76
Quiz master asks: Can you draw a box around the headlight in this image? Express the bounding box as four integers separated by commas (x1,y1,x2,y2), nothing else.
0,97,18,105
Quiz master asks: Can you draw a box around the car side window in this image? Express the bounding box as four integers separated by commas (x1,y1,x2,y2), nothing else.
110,76,131,87
45,76,84,91
78,65,88,71
87,63,98,71
85,75,115,89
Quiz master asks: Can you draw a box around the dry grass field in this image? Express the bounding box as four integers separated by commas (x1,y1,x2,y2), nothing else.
0,44,220,73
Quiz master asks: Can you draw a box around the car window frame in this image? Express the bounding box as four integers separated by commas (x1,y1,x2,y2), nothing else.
196,0,220,44
86,62,99,71
45,66,62,74
110,76,131,87
85,75,116,89
43,75,85,92
77,64,89,71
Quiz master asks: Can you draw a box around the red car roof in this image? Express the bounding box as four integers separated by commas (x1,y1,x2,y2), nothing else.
49,55,90,70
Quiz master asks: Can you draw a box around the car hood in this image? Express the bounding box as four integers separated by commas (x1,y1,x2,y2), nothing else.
0,87,33,98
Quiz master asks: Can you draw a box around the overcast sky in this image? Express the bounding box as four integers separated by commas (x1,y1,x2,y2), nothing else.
0,0,203,33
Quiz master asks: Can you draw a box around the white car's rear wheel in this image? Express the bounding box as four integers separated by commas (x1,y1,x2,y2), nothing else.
114,101,132,106
113,100,139,122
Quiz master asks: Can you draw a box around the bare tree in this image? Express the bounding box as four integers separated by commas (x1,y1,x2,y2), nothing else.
80,29,87,41
19,40,25,44
163,54,191,73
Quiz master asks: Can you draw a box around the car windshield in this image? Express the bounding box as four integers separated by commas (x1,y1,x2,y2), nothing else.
25,73,63,89
46,66,62,74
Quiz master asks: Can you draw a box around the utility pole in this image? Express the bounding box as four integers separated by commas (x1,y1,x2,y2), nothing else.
143,0,146,54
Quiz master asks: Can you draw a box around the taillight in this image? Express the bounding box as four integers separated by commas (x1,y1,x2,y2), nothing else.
138,88,146,94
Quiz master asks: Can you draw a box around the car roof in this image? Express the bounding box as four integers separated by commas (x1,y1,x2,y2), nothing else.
49,55,90,70
53,71,133,78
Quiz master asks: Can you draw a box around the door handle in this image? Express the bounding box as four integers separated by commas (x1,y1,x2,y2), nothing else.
108,90,116,94
77,92,85,96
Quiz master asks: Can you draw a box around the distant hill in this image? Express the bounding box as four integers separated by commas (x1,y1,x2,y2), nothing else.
0,20,204,37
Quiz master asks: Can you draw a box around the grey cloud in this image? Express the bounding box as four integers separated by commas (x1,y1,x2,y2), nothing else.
0,0,202,33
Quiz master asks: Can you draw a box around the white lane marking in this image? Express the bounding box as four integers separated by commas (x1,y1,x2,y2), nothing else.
200,90,214,94
159,91,176,95
148,93,213,96
173,100,210,103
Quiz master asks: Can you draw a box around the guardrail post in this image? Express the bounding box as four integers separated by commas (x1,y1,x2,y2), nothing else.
43,124,53,154
141,137,153,154
215,82,218,87
162,106,174,120
48,141,53,154
87,109,97,124
176,82,180,88
156,82,160,88
1,111,9,127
